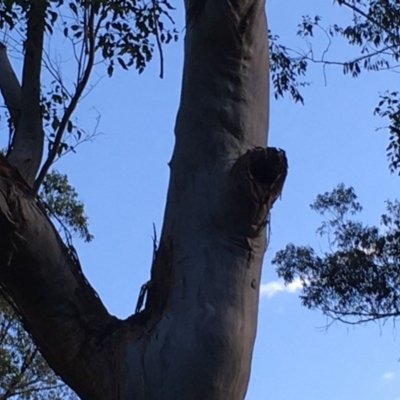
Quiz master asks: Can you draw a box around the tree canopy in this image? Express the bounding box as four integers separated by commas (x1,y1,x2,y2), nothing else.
273,184,400,325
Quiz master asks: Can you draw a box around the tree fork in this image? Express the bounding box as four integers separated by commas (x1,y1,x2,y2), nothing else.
0,142,286,400
0,0,288,399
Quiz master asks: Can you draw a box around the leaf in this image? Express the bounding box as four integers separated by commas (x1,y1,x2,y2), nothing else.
67,120,73,133
117,57,128,70
69,2,78,15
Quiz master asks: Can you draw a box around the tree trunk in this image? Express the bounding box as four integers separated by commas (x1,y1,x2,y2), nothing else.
0,1,287,399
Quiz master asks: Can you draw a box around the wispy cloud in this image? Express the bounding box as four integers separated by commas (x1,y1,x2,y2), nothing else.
382,372,395,381
260,278,303,298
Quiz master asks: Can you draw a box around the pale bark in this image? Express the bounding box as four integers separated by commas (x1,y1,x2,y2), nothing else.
0,43,21,127
0,1,287,399
6,1,46,187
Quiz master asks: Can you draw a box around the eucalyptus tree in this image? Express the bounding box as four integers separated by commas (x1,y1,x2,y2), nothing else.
271,0,400,328
0,1,286,400
274,185,400,326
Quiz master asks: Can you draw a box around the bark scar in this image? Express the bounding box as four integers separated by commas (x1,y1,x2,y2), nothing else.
226,147,288,237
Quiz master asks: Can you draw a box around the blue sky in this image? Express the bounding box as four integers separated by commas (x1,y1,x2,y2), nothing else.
4,0,400,399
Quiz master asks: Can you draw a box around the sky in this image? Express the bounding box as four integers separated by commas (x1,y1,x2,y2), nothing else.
4,0,400,399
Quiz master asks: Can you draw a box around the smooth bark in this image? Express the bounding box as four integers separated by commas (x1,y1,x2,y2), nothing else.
0,43,21,127
7,0,46,186
0,1,287,399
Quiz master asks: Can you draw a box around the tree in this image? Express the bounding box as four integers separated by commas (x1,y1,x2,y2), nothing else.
273,184,400,326
0,294,78,400
0,1,287,400
264,0,400,328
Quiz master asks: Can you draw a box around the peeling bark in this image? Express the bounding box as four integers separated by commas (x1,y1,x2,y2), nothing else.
0,1,287,399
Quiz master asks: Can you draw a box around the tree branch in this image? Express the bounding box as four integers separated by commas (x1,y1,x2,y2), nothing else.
33,3,99,192
338,0,400,47
8,384,67,399
0,43,21,128
0,156,119,399
7,1,47,187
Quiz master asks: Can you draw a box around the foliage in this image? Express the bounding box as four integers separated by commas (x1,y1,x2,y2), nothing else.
273,184,400,325
0,0,178,243
269,31,309,104
0,0,177,75
0,0,177,185
40,170,93,242
0,295,78,399
374,91,400,173
270,0,400,327
271,0,400,172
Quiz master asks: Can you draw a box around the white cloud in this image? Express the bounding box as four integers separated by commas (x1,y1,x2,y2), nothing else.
382,372,395,381
260,278,303,298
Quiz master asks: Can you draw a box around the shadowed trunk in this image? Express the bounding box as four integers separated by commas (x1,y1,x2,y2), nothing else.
0,1,287,399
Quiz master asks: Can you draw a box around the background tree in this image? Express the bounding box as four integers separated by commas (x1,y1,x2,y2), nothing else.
0,1,286,400
0,294,78,400
273,184,400,325
268,0,400,328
